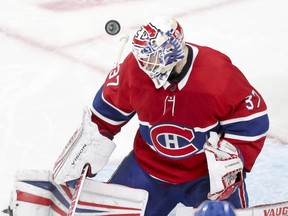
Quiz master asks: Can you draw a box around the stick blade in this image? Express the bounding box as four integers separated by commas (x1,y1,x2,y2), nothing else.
2,207,13,216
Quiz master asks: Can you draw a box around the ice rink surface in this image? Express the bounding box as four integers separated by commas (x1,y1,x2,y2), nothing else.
0,0,288,214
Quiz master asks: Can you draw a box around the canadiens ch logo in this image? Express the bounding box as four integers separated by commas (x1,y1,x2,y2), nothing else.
150,123,198,158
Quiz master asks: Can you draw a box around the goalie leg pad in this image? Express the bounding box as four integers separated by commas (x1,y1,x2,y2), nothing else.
9,170,149,216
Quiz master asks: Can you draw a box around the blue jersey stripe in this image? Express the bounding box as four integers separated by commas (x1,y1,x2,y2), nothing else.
93,85,135,123
221,113,269,138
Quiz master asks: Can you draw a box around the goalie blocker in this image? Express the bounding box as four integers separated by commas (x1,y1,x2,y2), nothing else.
52,107,116,185
6,170,148,216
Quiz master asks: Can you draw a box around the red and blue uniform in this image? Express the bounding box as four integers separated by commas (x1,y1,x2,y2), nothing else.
91,43,269,215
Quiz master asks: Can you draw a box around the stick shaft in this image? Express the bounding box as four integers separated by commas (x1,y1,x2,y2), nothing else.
67,166,89,216
115,34,129,65
67,35,128,216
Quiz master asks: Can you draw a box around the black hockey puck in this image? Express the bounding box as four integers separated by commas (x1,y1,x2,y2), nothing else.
105,20,121,35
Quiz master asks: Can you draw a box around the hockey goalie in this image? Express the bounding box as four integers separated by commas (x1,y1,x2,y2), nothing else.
5,16,269,216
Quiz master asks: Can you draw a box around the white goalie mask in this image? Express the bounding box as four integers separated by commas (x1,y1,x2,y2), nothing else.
132,17,185,88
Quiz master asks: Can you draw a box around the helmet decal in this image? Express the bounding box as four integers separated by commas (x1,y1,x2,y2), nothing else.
132,17,185,88
163,32,185,65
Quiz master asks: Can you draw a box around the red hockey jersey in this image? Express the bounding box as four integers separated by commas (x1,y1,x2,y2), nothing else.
91,43,269,184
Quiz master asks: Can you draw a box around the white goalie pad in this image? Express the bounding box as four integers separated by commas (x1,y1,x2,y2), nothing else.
9,170,148,216
53,107,116,185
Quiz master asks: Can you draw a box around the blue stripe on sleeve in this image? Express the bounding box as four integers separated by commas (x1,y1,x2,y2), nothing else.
221,114,269,138
93,85,135,123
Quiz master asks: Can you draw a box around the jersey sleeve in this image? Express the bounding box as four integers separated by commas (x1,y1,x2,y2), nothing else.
215,63,269,172
91,58,136,139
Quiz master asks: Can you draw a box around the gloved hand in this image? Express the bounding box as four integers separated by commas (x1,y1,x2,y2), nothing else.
204,132,243,200
52,107,116,185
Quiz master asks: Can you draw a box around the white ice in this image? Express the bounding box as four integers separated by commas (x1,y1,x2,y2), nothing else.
0,0,288,214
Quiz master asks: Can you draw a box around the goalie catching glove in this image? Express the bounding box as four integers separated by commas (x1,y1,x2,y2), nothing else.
204,132,243,200
52,107,116,185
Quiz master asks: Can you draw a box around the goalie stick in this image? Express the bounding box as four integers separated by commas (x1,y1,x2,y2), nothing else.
63,35,129,216
2,208,13,216
67,165,89,216
176,200,288,216
115,34,129,65
62,34,129,216
2,35,130,216
64,34,129,216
